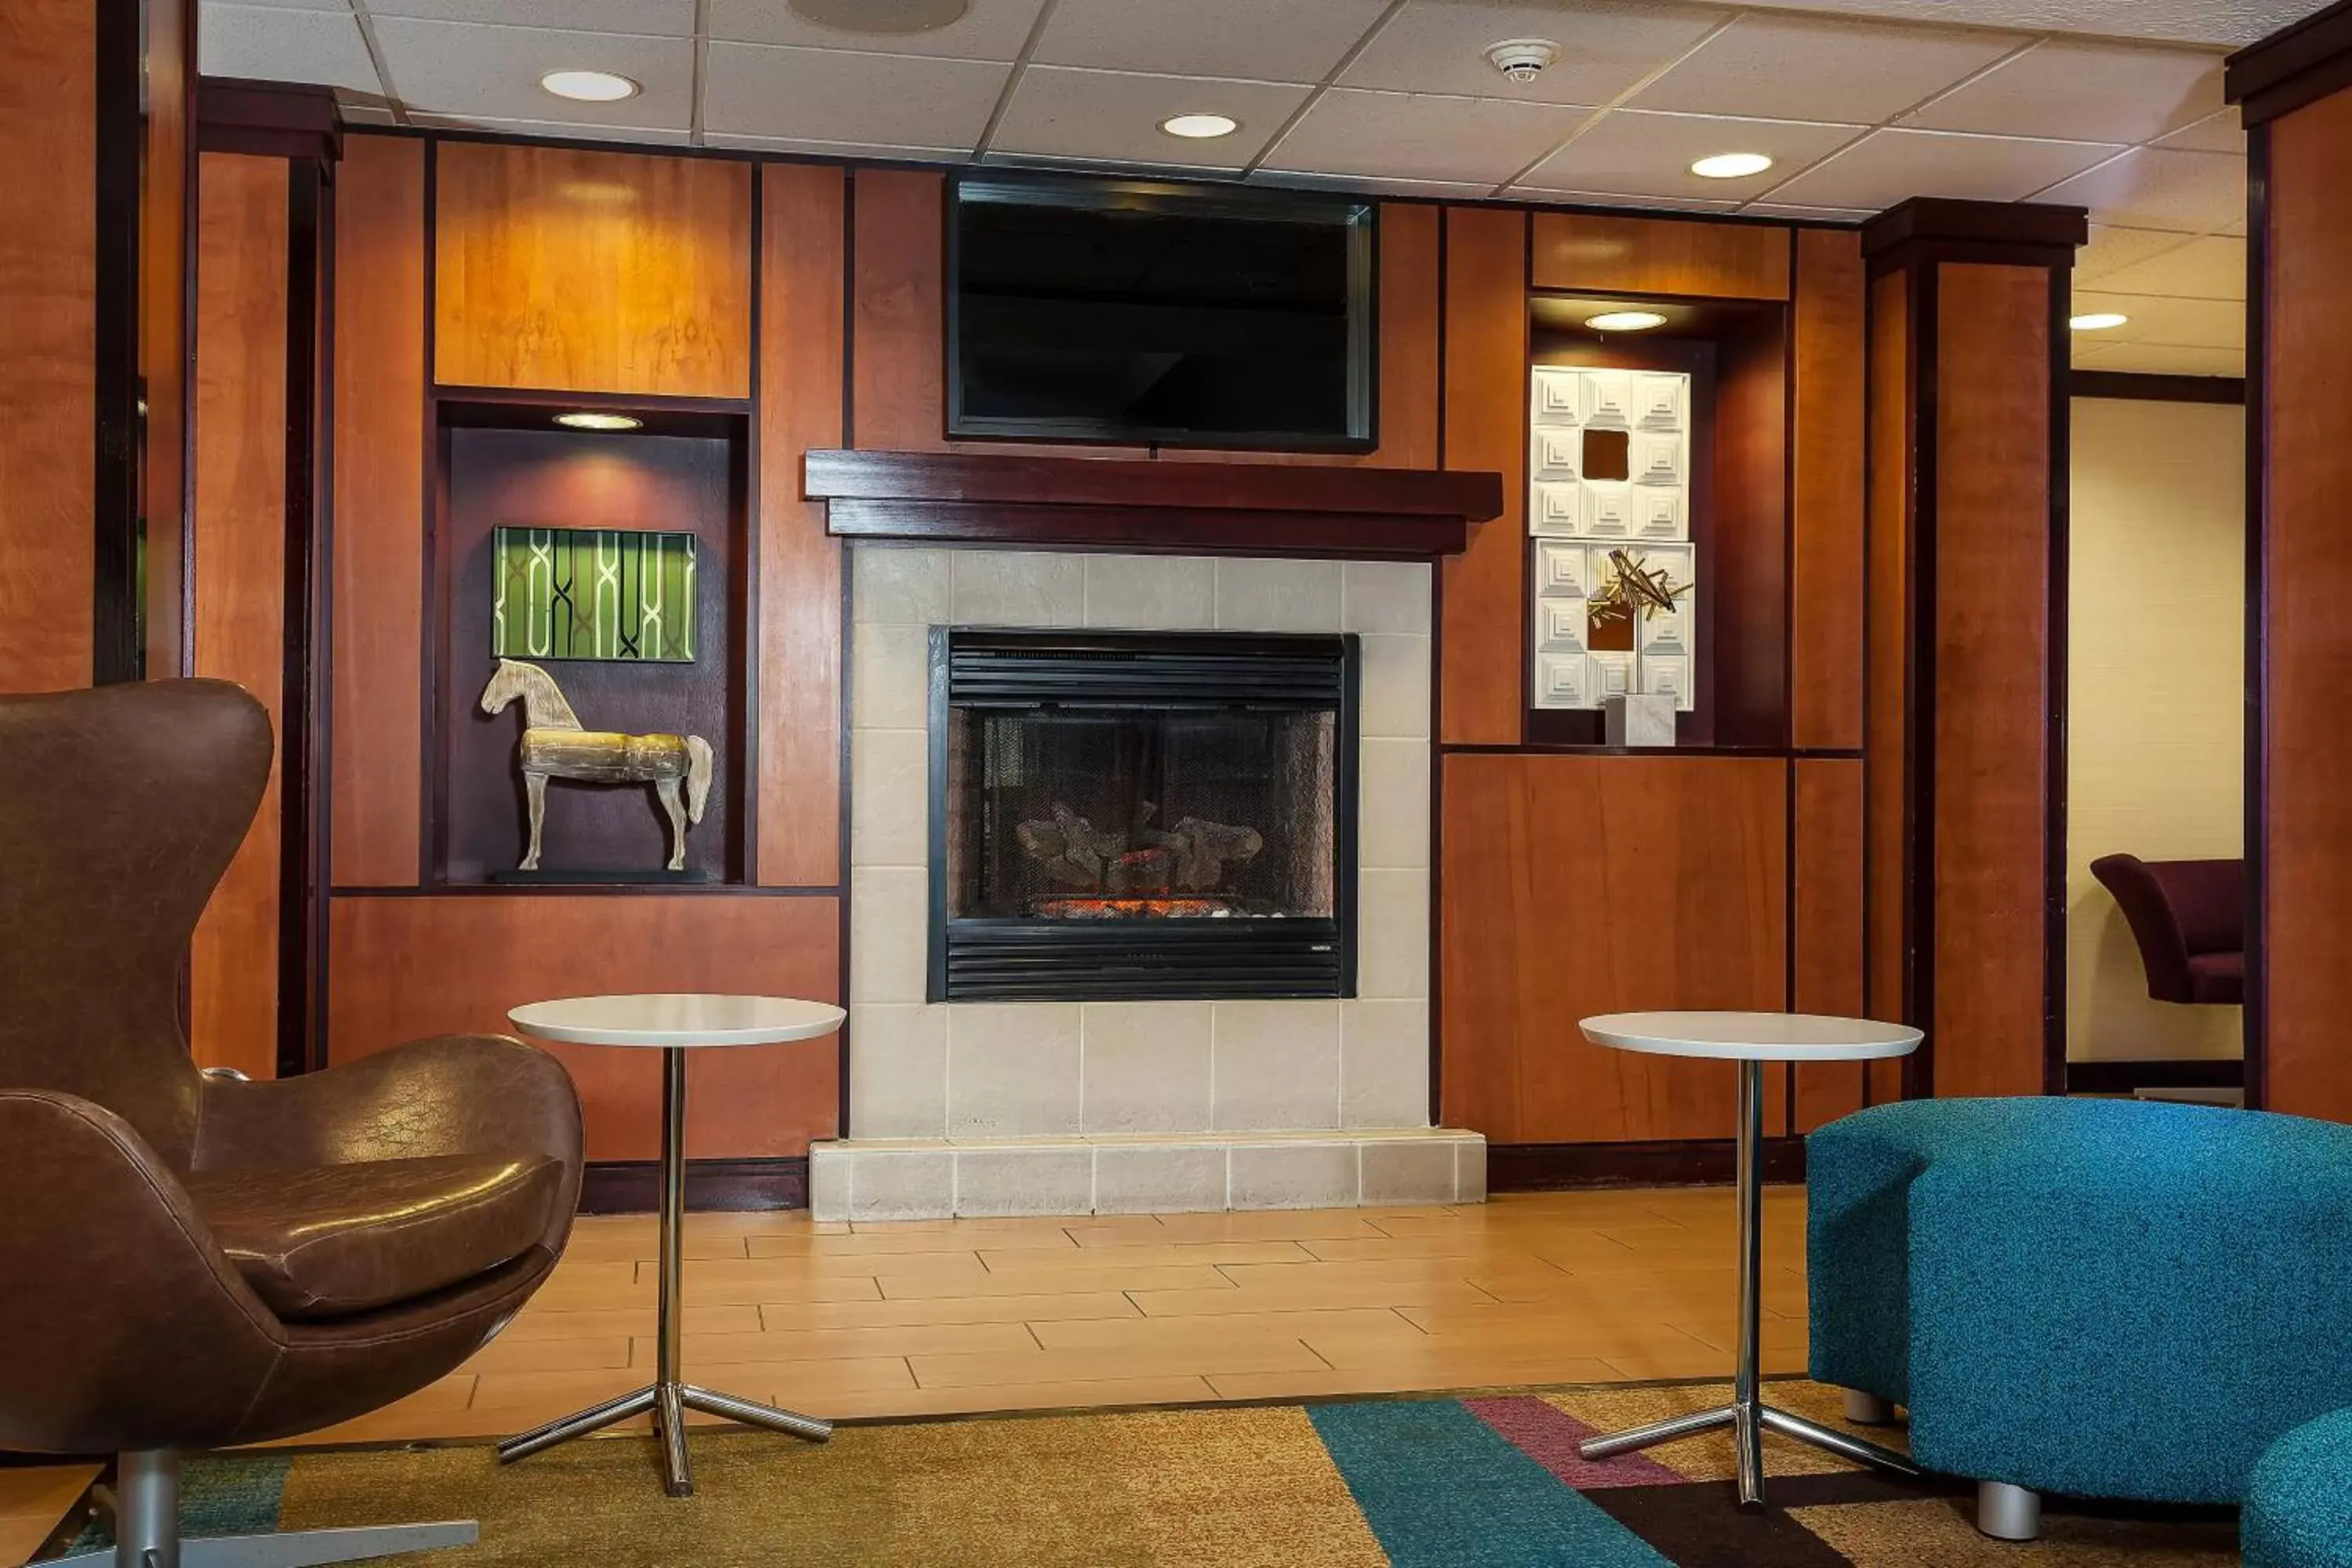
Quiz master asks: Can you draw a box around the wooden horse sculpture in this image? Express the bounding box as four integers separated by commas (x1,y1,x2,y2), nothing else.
479,658,713,873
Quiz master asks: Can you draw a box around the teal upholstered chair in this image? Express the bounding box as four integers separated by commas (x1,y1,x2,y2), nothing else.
1806,1097,2352,1540
2244,1409,2352,1567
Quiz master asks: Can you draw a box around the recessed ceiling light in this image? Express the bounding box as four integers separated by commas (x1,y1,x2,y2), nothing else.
2070,312,2130,331
1690,152,1774,180
555,411,643,431
1160,113,1240,140
539,69,641,103
1585,310,1670,332
789,0,970,33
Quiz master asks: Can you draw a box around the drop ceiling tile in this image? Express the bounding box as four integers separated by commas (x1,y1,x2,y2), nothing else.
1248,169,1498,201
205,0,347,10
991,68,1312,171
2154,110,2248,155
1519,109,1860,201
703,132,971,162
372,17,692,129
1505,188,1740,212
707,0,1044,60
2076,341,2245,376
406,111,695,144
2071,289,2243,349
1907,39,2225,145
200,4,383,93
1341,0,1727,107
1632,13,2024,126
1263,88,1592,187
1033,0,1390,84
703,41,1008,146
2091,234,2247,300
1722,0,2306,49
1740,202,1875,221
368,0,695,33
2033,147,2246,234
2074,223,2197,285
1762,127,2121,211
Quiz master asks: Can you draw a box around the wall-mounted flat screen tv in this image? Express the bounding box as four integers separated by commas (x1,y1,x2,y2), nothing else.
949,176,1377,452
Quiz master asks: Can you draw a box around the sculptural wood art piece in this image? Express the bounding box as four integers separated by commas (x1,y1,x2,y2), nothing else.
479,658,713,873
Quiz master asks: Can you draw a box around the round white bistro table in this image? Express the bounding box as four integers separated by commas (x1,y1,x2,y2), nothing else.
497,993,847,1497
1573,1011,1924,1510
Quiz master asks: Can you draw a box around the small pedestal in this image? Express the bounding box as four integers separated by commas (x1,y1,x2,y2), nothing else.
1603,694,1678,747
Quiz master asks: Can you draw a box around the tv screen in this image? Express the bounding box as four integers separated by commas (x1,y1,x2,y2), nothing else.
949,177,1376,451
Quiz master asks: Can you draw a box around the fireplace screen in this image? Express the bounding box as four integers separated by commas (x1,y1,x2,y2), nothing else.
929,629,1358,1002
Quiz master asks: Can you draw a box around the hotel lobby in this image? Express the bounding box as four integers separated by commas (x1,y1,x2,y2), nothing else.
2,0,2347,1563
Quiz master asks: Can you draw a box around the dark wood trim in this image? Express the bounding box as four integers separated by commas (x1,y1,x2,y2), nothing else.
824,499,1469,560
2042,263,2071,1098
197,77,342,164
2228,0,2352,126
1860,198,2089,275
279,161,325,1080
2070,370,2247,405
578,1156,810,1214
1488,1137,1807,1191
804,447,1502,518
2063,1057,2245,1094
418,138,441,891
1905,261,1938,1100
1437,743,1864,760
328,883,841,898
93,0,143,685
2244,118,2272,1112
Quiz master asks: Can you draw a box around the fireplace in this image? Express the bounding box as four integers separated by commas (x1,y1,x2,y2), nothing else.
928,627,1359,1002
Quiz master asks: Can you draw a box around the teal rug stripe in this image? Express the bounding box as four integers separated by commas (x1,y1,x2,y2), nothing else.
1307,1399,1675,1568
61,1457,289,1556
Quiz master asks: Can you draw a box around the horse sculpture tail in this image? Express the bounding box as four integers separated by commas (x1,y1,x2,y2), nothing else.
684,735,713,824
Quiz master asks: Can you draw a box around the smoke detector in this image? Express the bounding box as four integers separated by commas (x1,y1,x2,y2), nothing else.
1486,38,1560,84
789,0,969,34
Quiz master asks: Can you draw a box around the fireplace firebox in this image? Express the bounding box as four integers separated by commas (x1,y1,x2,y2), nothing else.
927,627,1359,1002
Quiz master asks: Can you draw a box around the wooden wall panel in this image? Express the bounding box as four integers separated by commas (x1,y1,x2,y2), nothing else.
1441,754,1787,1144
850,169,948,452
1930,263,2053,1099
2259,90,2352,1120
329,136,426,887
1711,321,1789,746
1794,757,1867,1129
327,895,841,1160
1369,202,1442,471
0,0,96,693
189,153,289,1080
141,0,195,678
1439,205,1527,746
1531,212,1791,302
1864,267,1911,1105
434,143,752,398
757,164,847,887
1792,229,1866,750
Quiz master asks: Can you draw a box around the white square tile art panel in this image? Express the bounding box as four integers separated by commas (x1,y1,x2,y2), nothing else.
1527,365,1697,713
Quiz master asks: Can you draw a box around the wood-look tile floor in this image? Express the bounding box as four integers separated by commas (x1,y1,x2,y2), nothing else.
1,1189,1808,1566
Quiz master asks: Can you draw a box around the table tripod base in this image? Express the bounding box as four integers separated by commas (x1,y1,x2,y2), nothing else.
1578,1400,1918,1509
497,1381,833,1497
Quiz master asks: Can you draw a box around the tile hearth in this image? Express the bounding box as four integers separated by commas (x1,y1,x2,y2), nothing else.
817,547,1472,1222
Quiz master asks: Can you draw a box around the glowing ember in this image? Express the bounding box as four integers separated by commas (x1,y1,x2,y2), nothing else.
1033,898,1236,920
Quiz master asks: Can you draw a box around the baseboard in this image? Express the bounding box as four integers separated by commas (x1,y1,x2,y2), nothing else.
578,1156,809,1214
1488,1137,1807,1192
2064,1058,2245,1094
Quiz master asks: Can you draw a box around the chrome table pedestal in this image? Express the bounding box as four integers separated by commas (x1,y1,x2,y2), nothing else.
1574,1058,1921,1509
498,1046,831,1497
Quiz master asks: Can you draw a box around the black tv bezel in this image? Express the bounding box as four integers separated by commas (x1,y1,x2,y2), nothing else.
944,173,1380,454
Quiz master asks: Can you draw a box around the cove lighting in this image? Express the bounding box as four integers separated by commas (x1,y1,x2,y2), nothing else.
1690,152,1773,180
1160,113,1240,140
539,70,641,103
554,412,644,431
2070,312,2130,331
1584,310,1670,332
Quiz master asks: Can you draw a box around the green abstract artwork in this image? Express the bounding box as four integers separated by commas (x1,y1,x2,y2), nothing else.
492,526,698,662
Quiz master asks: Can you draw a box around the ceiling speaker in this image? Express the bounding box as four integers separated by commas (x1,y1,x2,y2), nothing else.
788,0,971,33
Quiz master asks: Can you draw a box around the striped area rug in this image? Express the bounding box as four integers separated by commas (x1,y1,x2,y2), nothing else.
54,1381,2238,1566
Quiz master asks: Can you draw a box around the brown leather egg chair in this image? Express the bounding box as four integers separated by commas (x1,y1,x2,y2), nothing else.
0,681,584,1568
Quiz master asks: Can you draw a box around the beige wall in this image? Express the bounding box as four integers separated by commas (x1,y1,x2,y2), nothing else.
2067,395,2245,1062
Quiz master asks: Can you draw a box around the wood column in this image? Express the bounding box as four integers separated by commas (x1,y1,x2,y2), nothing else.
1860,199,2084,1101
2229,9,2352,1119
0,0,194,691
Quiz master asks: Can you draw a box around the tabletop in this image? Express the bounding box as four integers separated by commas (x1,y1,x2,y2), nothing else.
1579,1011,1924,1063
508,993,848,1048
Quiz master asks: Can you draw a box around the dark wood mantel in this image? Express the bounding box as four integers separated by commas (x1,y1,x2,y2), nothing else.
802,449,1502,561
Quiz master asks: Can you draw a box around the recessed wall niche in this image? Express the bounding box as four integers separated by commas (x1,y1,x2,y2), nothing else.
1525,294,1789,749
432,397,750,885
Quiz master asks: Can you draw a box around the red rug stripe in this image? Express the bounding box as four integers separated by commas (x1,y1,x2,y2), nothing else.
1464,1396,1689,1490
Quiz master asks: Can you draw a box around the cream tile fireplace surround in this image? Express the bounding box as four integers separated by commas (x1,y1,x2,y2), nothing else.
811,545,1483,1221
